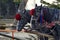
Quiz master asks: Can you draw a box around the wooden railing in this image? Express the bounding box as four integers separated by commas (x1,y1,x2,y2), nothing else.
27,31,54,40
0,19,17,27
0,29,54,40
0,30,17,40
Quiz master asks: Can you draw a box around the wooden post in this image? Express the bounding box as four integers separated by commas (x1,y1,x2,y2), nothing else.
12,31,14,40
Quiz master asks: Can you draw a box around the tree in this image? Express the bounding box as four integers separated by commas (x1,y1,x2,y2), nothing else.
42,0,60,9
57,0,60,2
